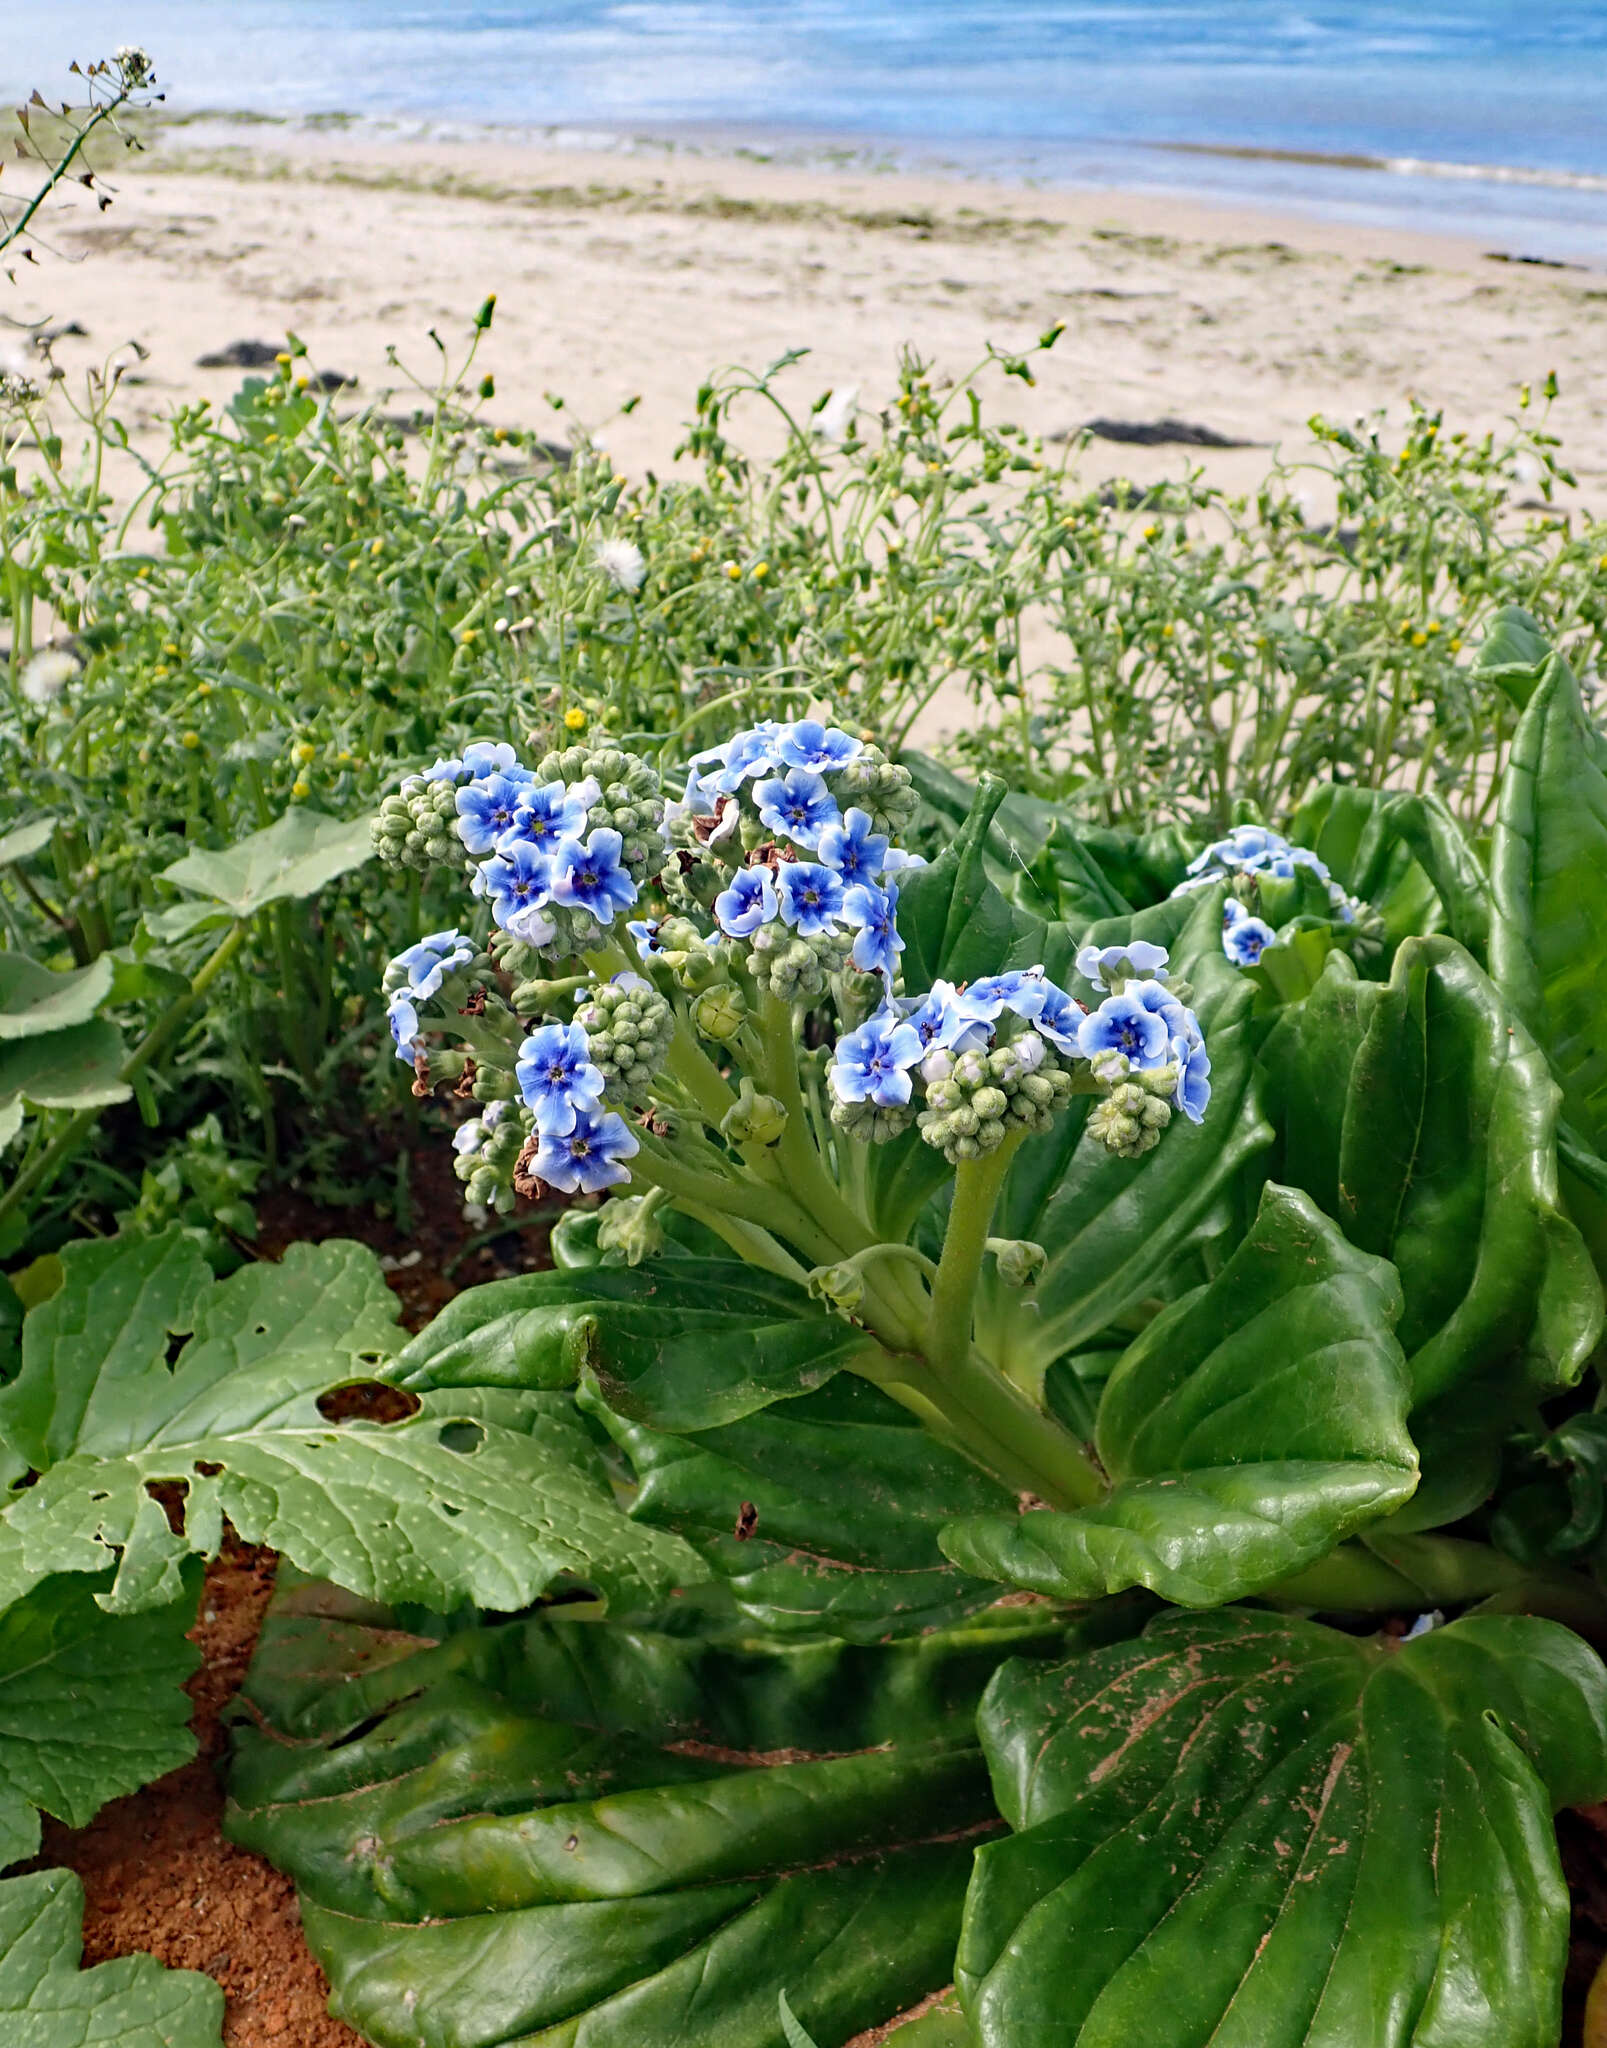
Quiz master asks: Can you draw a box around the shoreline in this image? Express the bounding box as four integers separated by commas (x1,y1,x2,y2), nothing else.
6,119,1606,494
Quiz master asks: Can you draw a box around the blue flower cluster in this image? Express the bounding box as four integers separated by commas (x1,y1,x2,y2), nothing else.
384,929,476,1064
676,720,925,990
830,946,1209,1163
513,1020,639,1193
1171,824,1360,968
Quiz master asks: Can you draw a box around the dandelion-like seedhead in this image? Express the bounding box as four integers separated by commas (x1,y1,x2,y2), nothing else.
19,648,81,708
374,721,1211,1213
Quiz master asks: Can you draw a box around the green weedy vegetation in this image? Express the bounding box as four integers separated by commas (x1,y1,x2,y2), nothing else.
6,47,1607,2048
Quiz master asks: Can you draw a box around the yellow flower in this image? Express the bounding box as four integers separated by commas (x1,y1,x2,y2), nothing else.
689,545,706,564
1144,524,1160,541
1450,637,1463,652
180,730,200,750
163,642,180,656
293,740,316,765
151,664,169,679
197,681,213,697
564,707,588,732
724,561,742,580
752,561,770,580
1425,621,1442,635
337,749,353,764
275,351,293,367
371,537,384,556
291,778,310,799
459,627,478,646
1161,623,1176,640
1412,631,1428,648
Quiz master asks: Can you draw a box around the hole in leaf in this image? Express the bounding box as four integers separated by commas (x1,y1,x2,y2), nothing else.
195,1460,224,1478
144,1478,189,1536
316,1382,421,1425
164,1334,187,1367
441,1502,462,1517
438,1420,485,1455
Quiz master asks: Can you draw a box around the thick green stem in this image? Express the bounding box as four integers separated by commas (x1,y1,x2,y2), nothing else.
926,1134,1026,1376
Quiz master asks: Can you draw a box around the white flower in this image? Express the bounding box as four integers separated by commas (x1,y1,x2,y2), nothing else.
814,386,859,443
594,537,646,594
20,648,79,708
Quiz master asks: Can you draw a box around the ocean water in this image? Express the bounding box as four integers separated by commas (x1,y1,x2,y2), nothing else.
10,3,1607,257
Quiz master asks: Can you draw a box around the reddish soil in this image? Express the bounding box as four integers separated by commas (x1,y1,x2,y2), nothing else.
35,1536,362,2048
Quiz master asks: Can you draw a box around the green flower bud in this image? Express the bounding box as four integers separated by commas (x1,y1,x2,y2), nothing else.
991,1238,1048,1288
595,1193,666,1267
831,743,918,837
573,972,674,1104
829,1093,915,1145
807,1260,865,1313
372,775,463,874
721,1078,788,1147
749,920,850,1001
693,980,748,1042
1088,1081,1172,1158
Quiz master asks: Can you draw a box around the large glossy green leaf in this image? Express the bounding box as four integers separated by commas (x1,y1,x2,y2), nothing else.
1288,783,1490,961
0,1869,223,2046
0,1566,201,1872
941,1184,1417,1606
959,1607,1607,2048
976,887,1272,1392
583,1374,1015,1642
1475,603,1556,712
1489,639,1607,1156
224,1578,1054,2048
0,1016,130,1112
159,805,376,915
387,1261,878,1433
0,954,115,1041
0,1232,706,1618
1263,938,1602,1514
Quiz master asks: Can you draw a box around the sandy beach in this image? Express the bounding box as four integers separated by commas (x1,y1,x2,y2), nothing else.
5,120,1607,498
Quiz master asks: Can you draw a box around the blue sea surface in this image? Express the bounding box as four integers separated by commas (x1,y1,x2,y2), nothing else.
11,3,1607,257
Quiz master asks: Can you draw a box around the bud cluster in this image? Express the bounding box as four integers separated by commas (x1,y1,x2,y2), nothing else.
373,774,461,872
573,972,674,1103
916,1033,1077,1163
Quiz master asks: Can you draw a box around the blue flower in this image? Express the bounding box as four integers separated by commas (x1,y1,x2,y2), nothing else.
714,866,779,938
776,719,863,774
899,982,987,1054
482,840,554,929
1074,940,1171,991
1223,915,1277,966
844,883,903,979
754,768,840,850
461,740,526,782
628,918,664,959
391,928,475,999
549,827,639,921
509,776,598,857
421,755,466,784
1076,989,1173,1067
1036,985,1086,1055
700,723,784,795
387,991,421,1064
456,773,529,854
516,1021,607,1135
832,1009,924,1108
817,806,889,884
965,968,1050,1021
776,862,845,935
532,1105,639,1194
880,846,927,873
1223,897,1248,928
1172,1032,1212,1124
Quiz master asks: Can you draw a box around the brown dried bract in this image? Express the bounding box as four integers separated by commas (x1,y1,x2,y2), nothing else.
734,1500,760,1541
451,1057,478,1099
409,1049,433,1098
458,988,487,1017
512,1133,547,1202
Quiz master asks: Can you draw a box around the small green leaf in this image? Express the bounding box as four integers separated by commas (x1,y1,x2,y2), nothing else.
0,817,56,868
0,1868,223,2045
0,1017,130,1112
159,807,376,915
0,954,115,1041
941,1185,1418,1606
0,1568,201,1872
960,1609,1607,2048
780,1990,823,2048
